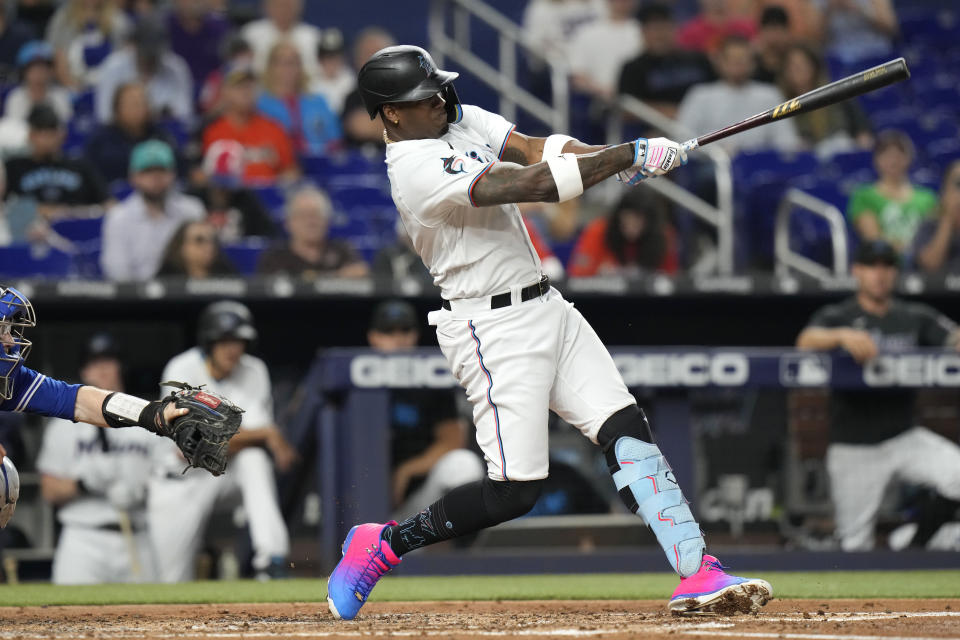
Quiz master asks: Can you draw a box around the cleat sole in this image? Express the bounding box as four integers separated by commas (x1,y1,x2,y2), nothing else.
669,579,773,616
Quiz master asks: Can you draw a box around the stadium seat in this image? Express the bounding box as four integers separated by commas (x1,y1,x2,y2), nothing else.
825,150,874,177
732,150,818,187
0,244,73,278
252,185,286,221
223,237,269,275
50,217,103,243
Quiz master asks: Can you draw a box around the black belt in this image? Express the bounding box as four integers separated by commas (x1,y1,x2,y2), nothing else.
77,522,144,533
442,276,550,311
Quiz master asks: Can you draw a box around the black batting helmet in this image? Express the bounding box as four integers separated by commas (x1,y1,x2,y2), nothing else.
197,301,257,352
357,45,461,123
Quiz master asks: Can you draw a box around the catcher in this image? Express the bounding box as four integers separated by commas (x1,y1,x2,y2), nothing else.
0,286,243,530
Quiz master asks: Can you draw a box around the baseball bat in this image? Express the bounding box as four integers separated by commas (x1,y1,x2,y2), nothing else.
682,57,910,152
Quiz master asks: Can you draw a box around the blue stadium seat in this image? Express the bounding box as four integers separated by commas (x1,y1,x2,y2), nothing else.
0,245,73,278
109,181,133,200
826,150,874,177
72,90,95,117
50,217,103,243
223,237,269,275
302,151,382,180
252,185,286,220
732,150,818,187
327,184,394,210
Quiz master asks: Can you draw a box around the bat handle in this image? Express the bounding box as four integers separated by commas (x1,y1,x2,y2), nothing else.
682,138,700,153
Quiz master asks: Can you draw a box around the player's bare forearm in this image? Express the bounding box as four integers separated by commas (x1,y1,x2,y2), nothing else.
796,327,846,350
502,131,606,166
40,474,80,506
74,385,187,429
472,144,634,206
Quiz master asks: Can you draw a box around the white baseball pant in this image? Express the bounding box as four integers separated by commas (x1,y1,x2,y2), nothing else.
430,287,636,481
826,426,960,551
147,448,289,582
52,526,155,584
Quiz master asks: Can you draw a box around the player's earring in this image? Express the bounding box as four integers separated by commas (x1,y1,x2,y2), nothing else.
393,119,399,125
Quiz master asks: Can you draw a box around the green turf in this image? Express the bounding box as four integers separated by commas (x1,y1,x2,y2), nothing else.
1,571,958,607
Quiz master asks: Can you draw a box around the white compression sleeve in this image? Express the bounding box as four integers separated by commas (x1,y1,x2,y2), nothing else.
542,134,575,161
546,153,584,202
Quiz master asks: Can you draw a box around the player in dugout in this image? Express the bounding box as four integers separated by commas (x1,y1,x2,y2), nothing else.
796,240,960,551
1,286,238,531
325,45,772,620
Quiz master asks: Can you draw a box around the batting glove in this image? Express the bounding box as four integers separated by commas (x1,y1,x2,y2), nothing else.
617,137,688,185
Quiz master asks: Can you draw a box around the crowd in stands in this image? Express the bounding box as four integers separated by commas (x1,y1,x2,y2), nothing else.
0,0,957,281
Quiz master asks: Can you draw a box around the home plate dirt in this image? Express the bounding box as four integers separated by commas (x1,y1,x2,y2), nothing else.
1,599,959,639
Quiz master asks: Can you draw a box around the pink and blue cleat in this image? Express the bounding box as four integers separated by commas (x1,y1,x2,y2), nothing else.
668,554,772,615
326,521,401,620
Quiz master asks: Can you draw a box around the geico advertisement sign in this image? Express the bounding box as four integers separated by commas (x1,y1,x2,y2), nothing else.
613,353,749,387
350,355,456,388
863,354,960,387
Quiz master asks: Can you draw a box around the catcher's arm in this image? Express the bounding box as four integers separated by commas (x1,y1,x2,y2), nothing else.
74,385,187,428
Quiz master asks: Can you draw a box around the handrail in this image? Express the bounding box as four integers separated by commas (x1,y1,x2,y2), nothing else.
774,188,849,281
607,95,735,275
428,0,569,133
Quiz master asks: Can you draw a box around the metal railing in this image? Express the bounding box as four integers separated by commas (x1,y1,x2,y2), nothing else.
774,188,849,281
606,95,735,275
428,0,569,133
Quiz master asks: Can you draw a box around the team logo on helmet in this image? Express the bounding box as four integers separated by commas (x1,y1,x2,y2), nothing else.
418,54,435,75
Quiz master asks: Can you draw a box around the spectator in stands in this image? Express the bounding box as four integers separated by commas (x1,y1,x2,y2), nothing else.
94,16,193,124
0,5,36,85
618,3,715,120
909,160,960,274
847,131,936,253
257,186,368,278
779,44,872,156
811,0,897,64
100,140,205,281
256,40,342,155
189,140,276,240
310,28,353,115
755,0,822,41
568,0,643,100
83,81,180,186
752,6,792,84
521,0,606,69
4,104,109,214
796,240,960,551
677,35,799,154
372,218,432,284
366,300,483,514
567,187,678,277
203,61,298,184
45,0,132,89
676,0,757,54
156,220,237,279
4,40,72,123
198,35,253,115
166,0,229,96
242,0,320,82
340,26,395,149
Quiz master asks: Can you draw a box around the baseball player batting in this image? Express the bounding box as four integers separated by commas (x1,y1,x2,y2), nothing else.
0,286,243,533
325,45,772,620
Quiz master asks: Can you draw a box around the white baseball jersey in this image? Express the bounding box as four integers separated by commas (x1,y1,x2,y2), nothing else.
148,347,289,581
385,104,543,300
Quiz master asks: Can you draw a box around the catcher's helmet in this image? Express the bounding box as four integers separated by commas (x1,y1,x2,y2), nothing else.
357,45,461,122
197,300,257,351
0,287,35,400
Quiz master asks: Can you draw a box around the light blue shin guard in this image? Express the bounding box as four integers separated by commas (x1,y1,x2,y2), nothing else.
611,437,705,577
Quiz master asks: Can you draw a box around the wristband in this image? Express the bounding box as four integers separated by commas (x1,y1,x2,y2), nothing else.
542,134,575,161
102,392,164,433
546,153,584,202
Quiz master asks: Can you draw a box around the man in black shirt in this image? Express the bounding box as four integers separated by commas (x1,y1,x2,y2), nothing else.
367,300,483,516
617,3,715,120
4,104,109,214
796,240,960,551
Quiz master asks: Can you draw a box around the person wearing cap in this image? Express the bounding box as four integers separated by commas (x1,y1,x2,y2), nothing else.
94,15,193,124
83,81,182,186
187,140,276,240
165,0,230,96
367,300,484,515
752,6,792,84
202,61,298,184
309,28,354,115
45,0,132,89
796,240,960,551
847,130,937,253
4,40,72,123
618,3,715,120
241,0,321,82
4,104,109,215
148,301,295,582
256,185,367,278
100,139,204,281
36,332,158,584
198,35,254,115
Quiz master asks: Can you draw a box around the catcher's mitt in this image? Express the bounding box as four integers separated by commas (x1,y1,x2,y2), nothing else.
159,381,243,476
